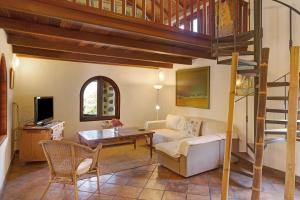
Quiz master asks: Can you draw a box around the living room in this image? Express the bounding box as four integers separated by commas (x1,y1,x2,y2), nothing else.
0,0,300,200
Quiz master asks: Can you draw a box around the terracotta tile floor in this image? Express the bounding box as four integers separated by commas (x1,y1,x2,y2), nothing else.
2,142,300,199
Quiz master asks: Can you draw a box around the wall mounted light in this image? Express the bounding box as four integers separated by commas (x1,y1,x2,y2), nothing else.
12,54,20,70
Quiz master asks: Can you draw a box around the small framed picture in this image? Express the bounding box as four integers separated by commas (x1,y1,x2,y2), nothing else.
10,68,14,89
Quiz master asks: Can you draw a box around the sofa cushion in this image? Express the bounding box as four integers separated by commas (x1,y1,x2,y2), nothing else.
155,140,181,158
201,119,239,138
166,114,185,130
152,129,189,145
185,118,202,137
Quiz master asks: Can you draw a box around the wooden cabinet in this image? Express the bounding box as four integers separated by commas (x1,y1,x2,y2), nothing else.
19,121,65,162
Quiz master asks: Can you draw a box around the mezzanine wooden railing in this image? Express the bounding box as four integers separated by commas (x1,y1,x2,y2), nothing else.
65,0,249,37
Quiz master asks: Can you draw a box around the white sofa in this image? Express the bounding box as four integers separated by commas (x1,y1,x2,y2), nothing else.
145,114,239,177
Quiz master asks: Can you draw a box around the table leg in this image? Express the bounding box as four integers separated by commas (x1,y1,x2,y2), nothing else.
149,134,153,158
134,139,137,149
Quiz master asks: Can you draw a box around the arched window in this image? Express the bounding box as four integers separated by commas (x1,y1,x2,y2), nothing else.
80,76,120,121
0,54,7,141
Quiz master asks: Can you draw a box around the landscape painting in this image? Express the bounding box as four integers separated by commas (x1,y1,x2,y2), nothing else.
176,67,210,109
236,74,255,96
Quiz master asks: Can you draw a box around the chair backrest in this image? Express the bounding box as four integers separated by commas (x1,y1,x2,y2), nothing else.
40,140,98,177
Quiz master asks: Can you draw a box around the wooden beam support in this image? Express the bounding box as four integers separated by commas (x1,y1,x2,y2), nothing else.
0,0,211,47
251,48,270,200
13,46,173,68
7,33,192,64
221,52,239,200
0,17,211,58
284,46,300,200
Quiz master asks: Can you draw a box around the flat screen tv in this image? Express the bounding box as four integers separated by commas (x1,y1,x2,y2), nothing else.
34,96,54,125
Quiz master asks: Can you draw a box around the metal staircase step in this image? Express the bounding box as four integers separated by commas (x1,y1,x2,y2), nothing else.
265,128,300,135
231,151,254,164
266,109,300,114
265,119,300,125
267,82,289,87
230,163,253,178
267,96,289,100
213,40,254,50
215,30,255,43
238,69,259,76
214,50,255,57
217,58,257,67
264,137,286,145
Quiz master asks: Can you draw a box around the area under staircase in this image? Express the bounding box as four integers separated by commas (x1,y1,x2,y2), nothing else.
230,72,300,180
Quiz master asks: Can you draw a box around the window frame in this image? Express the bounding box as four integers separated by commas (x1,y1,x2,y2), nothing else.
80,76,120,122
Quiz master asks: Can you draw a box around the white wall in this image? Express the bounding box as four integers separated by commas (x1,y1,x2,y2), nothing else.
14,59,162,139
159,0,300,175
0,30,13,193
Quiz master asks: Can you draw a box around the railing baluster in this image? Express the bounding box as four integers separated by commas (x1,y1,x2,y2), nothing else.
122,0,126,15
133,0,136,17
168,0,172,26
111,0,115,12
183,0,187,30
190,0,193,32
197,0,200,33
203,0,206,34
152,0,155,21
209,0,215,38
176,0,179,27
86,0,89,7
160,0,164,24
99,0,102,10
142,0,146,19
243,1,248,32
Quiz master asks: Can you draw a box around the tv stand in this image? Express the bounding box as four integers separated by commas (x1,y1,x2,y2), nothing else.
20,121,65,162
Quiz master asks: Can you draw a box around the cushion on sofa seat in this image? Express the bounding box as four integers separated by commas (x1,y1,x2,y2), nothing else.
166,114,185,130
152,129,190,145
155,140,181,158
201,119,239,138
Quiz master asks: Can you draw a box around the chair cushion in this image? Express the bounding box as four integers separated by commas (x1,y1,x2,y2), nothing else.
77,158,93,175
153,129,189,145
185,118,202,137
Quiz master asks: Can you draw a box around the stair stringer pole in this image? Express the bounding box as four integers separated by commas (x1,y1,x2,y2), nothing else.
221,52,239,200
251,48,270,200
284,46,300,200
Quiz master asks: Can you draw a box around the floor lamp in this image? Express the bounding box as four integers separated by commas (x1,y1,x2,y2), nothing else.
153,84,163,120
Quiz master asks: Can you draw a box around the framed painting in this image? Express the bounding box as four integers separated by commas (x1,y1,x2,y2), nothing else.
236,74,255,96
176,67,210,109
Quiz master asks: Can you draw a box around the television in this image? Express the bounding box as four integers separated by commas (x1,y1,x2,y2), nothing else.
34,96,54,125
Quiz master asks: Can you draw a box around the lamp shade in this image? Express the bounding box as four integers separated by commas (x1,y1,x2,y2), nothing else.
153,84,163,90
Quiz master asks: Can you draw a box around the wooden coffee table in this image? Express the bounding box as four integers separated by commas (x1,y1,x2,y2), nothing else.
78,127,155,158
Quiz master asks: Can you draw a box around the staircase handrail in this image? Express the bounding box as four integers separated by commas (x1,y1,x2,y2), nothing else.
271,0,300,15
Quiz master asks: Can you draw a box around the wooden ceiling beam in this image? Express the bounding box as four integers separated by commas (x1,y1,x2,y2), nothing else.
0,17,211,58
0,0,211,47
13,46,174,68
7,33,192,65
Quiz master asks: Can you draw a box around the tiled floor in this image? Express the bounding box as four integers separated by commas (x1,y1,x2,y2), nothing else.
2,142,300,200
3,161,300,200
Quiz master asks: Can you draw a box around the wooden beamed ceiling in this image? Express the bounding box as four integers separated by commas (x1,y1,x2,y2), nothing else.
7,33,191,65
13,46,173,68
0,0,213,69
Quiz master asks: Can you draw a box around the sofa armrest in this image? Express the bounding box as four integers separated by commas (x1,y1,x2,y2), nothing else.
145,120,167,130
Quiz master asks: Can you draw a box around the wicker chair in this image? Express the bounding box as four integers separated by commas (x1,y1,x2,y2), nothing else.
39,140,102,200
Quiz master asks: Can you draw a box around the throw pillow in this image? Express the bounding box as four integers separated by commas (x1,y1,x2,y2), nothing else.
166,114,183,130
185,118,202,137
